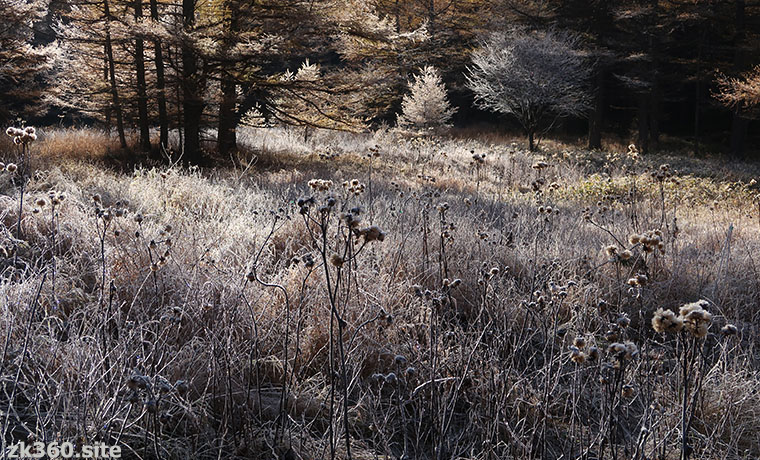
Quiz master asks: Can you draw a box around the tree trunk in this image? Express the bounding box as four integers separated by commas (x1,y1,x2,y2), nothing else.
588,68,605,150
217,0,239,157
730,0,747,158
218,77,237,156
528,130,535,152
730,112,749,159
103,0,126,148
182,0,204,164
150,0,168,153
135,0,151,152
637,93,649,155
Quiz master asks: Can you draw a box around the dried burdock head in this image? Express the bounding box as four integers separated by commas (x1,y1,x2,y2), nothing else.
134,213,144,224
35,198,46,207
92,194,101,203
412,285,423,297
605,245,618,257
721,324,738,336
652,308,683,333
6,163,17,173
616,314,630,328
622,385,635,398
619,250,633,261
437,202,450,213
5,127,16,137
573,336,586,349
629,234,641,245
597,299,609,315
532,161,549,170
150,263,159,272
246,272,255,282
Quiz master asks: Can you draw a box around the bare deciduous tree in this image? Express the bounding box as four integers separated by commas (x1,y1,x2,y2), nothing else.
466,29,591,151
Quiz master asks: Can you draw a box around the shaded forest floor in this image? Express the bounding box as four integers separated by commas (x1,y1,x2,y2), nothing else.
1,127,760,459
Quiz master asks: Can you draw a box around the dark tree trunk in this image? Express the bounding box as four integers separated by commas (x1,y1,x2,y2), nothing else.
182,0,204,164
218,78,237,156
588,68,605,150
730,0,748,158
134,0,150,152
649,85,660,150
150,0,168,153
528,130,535,152
637,93,650,155
730,113,749,159
217,0,239,157
103,0,126,149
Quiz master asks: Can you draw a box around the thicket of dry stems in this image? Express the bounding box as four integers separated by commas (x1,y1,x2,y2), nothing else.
1,126,760,460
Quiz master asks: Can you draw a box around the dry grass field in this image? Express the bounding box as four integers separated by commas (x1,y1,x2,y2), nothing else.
1,126,760,459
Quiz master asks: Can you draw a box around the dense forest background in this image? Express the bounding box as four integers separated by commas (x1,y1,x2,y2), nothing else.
2,0,759,163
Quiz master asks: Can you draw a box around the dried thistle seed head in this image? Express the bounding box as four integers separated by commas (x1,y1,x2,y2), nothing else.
652,308,683,333
605,245,618,257
622,385,634,398
150,263,159,272
679,300,712,338
587,346,599,361
573,336,586,349
358,225,386,243
32,208,40,214
35,198,46,207
451,279,462,288
144,399,158,414
175,380,189,396
384,373,397,385
721,324,738,336
6,163,17,173
616,314,630,328
330,254,344,267
246,272,255,282
394,355,407,366
619,250,633,261
134,214,143,223
629,234,641,245
405,366,416,377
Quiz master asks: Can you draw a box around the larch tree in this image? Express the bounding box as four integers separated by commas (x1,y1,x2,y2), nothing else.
466,29,591,151
0,0,56,123
396,65,456,133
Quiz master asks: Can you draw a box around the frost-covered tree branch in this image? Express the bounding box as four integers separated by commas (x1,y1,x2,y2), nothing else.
466,29,591,151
